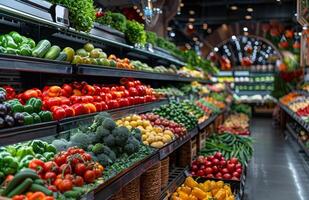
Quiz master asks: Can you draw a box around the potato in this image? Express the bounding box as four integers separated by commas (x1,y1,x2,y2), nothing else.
143,141,149,145
162,134,172,143
147,135,155,143
143,120,151,127
150,141,164,148
146,125,153,131
142,134,148,141
154,126,163,133
130,121,138,127
125,116,131,121
132,115,141,121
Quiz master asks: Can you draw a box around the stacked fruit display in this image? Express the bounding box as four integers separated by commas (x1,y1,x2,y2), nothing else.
172,177,235,200
153,101,198,130
154,86,184,98
203,97,226,110
218,113,250,136
190,153,243,181
177,67,205,79
280,93,309,119
200,133,253,165
117,114,175,148
197,99,221,114
180,100,209,123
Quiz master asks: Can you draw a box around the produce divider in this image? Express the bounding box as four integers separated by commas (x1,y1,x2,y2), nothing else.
279,102,309,132
286,123,309,157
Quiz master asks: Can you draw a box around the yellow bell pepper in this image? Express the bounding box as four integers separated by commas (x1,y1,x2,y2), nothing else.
211,188,220,196
188,195,198,200
180,186,192,195
226,195,235,200
191,187,207,199
184,177,198,188
198,183,209,192
178,191,190,200
214,189,226,200
171,196,182,200
224,185,232,195
216,181,224,189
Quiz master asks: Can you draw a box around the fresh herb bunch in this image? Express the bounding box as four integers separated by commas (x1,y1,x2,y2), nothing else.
146,31,157,45
49,0,95,32
96,11,113,26
96,11,127,32
125,20,146,45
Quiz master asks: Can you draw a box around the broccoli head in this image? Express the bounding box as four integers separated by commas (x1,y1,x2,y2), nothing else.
111,146,123,156
94,112,111,125
103,134,115,147
70,132,91,149
124,143,136,155
97,153,113,166
92,143,105,155
102,118,116,130
112,126,129,146
95,126,110,142
131,128,142,141
51,139,68,152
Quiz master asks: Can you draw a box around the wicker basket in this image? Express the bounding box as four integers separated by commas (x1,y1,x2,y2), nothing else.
197,129,207,151
122,177,140,200
178,137,196,167
141,162,161,200
160,157,169,189
109,188,123,200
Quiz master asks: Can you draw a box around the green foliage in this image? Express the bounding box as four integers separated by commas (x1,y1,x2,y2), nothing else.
231,104,252,117
146,31,157,45
125,20,146,45
96,12,127,32
112,126,130,146
102,118,116,130
48,0,95,32
97,154,112,166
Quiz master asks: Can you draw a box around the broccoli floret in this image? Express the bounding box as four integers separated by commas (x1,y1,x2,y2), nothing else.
70,132,91,149
87,132,97,144
96,125,111,139
92,143,104,155
87,144,94,152
131,128,142,141
103,134,115,147
94,112,111,125
102,118,116,130
97,153,112,166
111,146,123,156
124,143,136,155
112,126,130,146
108,150,117,162
125,136,140,154
52,139,68,151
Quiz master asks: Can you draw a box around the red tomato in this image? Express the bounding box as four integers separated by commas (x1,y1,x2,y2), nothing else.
73,176,84,187
214,152,222,159
219,160,226,167
54,153,67,166
84,170,96,183
44,161,59,173
74,163,87,176
236,168,242,174
101,102,108,110
108,100,119,109
212,158,220,166
212,166,218,174
204,167,213,175
206,174,214,179
58,179,73,192
93,168,102,178
196,169,204,177
223,173,232,180
82,153,92,161
44,172,56,182
205,161,212,167
191,165,198,171
230,157,238,164
233,171,240,178
64,174,74,181
128,87,138,96
59,164,72,175
48,185,57,192
221,168,229,174
118,98,129,107
227,163,235,173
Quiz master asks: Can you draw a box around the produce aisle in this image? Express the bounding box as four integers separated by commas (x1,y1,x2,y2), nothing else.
244,118,309,200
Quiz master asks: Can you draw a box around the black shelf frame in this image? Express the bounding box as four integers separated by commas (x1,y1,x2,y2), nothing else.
286,123,309,158
279,103,309,132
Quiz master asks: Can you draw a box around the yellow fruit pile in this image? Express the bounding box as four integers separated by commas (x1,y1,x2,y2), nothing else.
116,114,175,148
172,177,235,200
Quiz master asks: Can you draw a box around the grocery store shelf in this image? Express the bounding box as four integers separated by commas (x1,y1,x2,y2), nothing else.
94,152,160,200
159,128,198,160
160,167,187,200
279,103,309,132
235,91,272,96
58,99,169,131
198,114,218,130
76,65,199,82
0,121,57,146
286,123,309,158
294,90,309,96
234,81,274,85
0,54,73,74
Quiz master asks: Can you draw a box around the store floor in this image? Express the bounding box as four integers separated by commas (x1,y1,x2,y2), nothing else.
244,118,309,200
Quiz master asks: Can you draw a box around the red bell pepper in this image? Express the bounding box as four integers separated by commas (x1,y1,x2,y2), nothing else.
84,103,97,113
93,96,102,102
3,86,15,99
61,105,75,117
82,85,95,95
29,159,45,174
72,103,86,116
101,102,108,110
44,97,61,109
60,97,70,105
73,89,82,96
62,84,73,96
72,81,82,90
51,106,66,120
81,96,94,103
22,89,41,101
93,85,101,95
93,102,102,112
70,96,82,104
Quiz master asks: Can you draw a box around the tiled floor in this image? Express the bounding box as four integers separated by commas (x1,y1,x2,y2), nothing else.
243,118,309,200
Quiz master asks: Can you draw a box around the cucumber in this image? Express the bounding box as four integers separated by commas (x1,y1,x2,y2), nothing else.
29,183,53,196
44,45,61,60
64,191,81,198
32,39,51,58
34,179,45,185
55,51,68,61
7,178,33,197
2,169,39,195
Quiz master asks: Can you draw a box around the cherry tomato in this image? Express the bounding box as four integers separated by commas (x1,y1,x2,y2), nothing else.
73,176,84,187
74,163,86,176
59,164,72,175
57,179,73,193
84,170,96,183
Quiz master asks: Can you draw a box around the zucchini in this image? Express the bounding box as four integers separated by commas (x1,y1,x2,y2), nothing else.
32,39,51,58
55,51,68,61
7,178,33,197
29,183,52,196
2,169,39,196
44,45,61,60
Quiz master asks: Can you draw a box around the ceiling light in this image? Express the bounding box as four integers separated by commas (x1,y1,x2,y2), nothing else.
245,15,252,20
247,7,253,12
303,26,308,30
188,23,194,29
136,9,140,13
180,3,184,7
298,32,302,36
133,6,138,9
193,37,198,41
202,23,208,30
167,27,172,31
231,35,237,40
189,10,195,15
276,0,280,2
230,6,238,10
139,13,143,16
294,13,298,16
214,47,219,52
243,27,248,32
189,18,195,22
170,32,176,37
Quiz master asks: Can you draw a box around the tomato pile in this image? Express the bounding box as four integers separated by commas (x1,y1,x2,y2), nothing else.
190,153,243,181
29,147,103,193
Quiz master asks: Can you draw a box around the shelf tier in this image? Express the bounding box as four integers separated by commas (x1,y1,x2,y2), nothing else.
286,123,309,158
279,103,309,132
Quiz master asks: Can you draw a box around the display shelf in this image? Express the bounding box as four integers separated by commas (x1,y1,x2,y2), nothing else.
279,103,309,132
295,90,309,96
198,114,218,130
159,128,198,160
234,81,274,84
160,167,187,200
94,151,160,200
76,65,200,82
286,124,309,158
0,54,73,74
0,121,57,146
58,99,169,131
235,91,272,96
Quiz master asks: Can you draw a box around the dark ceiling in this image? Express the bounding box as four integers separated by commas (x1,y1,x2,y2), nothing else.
169,0,297,48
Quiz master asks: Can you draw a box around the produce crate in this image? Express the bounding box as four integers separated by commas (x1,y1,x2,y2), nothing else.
141,162,161,200
178,137,197,167
161,157,170,189
197,129,207,152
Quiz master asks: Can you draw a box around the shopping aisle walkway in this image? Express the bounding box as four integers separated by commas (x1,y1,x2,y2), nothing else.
244,118,309,200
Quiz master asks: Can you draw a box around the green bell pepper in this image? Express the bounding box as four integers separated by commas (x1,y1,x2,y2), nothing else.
6,47,20,55
19,44,32,56
30,140,45,154
38,111,53,122
22,112,34,125
18,155,34,170
31,113,41,124
11,103,24,113
27,98,42,113
35,154,46,162
0,154,18,175
0,46,6,54
5,35,18,49
9,31,23,44
0,171,4,184
24,104,34,114
45,144,57,154
16,146,35,160
0,35,7,47
27,38,36,49
5,145,17,157
43,152,55,161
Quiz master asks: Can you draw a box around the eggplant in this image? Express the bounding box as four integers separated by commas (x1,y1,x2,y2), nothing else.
0,117,4,128
0,91,6,103
4,103,11,114
4,115,14,127
13,112,24,125
0,104,7,116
